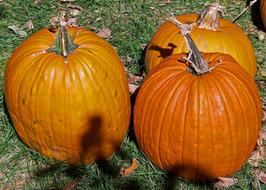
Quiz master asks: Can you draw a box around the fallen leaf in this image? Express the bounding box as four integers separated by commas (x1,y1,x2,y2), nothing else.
60,0,74,2
34,0,41,3
258,31,265,41
260,128,266,141
50,16,59,27
70,9,80,16
260,68,266,78
160,0,171,2
66,17,77,27
23,20,34,30
128,83,139,94
262,98,266,124
96,28,111,39
61,179,79,190
248,146,265,167
67,4,83,16
140,43,147,50
3,178,27,190
248,131,265,167
212,177,238,189
127,73,143,84
159,0,171,4
252,179,260,190
254,170,266,184
8,25,27,37
120,158,139,176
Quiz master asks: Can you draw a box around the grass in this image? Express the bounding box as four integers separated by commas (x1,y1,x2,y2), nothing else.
0,0,266,189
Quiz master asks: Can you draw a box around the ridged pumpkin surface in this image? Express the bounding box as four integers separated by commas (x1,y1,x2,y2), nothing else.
134,53,261,181
145,13,257,76
4,27,131,164
261,0,266,29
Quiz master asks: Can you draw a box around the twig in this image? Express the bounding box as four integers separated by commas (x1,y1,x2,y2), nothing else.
233,0,258,22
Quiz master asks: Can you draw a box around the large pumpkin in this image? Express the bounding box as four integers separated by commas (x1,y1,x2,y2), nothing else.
4,24,131,164
261,0,266,29
134,32,261,181
145,3,257,76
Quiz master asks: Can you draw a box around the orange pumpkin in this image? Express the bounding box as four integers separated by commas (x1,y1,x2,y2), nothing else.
145,3,257,76
4,24,131,164
134,32,261,181
261,0,266,29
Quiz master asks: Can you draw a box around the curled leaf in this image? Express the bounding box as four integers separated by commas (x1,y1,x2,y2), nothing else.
96,28,111,39
61,179,79,190
212,177,238,189
254,170,266,184
23,20,34,30
248,146,265,167
260,129,266,141
60,0,74,2
66,17,77,27
8,25,27,37
67,4,83,16
248,131,265,167
128,83,139,94
120,158,139,176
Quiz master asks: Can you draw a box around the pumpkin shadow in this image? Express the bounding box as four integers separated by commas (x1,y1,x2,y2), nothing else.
247,0,265,31
147,43,177,60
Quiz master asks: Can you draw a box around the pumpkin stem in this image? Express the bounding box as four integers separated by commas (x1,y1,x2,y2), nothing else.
48,20,78,57
169,16,214,75
197,2,224,31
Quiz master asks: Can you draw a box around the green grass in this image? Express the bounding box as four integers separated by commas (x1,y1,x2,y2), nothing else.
0,0,266,189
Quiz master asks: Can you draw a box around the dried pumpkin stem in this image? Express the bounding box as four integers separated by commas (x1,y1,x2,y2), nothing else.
48,21,78,57
169,16,212,75
197,2,224,31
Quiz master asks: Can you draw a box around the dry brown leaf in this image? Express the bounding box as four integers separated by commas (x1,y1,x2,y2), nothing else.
50,16,59,27
96,28,111,39
70,9,80,16
120,158,139,176
252,179,260,190
128,83,139,94
248,130,265,167
140,43,147,50
61,179,79,190
127,73,143,84
262,99,266,124
3,178,27,190
67,4,83,16
213,177,238,189
60,0,74,2
260,129,266,141
8,25,27,37
66,17,77,27
254,170,266,184
23,20,34,30
248,146,265,167
34,0,41,3
159,0,171,3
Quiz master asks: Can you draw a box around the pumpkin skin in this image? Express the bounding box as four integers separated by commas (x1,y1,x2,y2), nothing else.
261,0,266,29
4,26,131,164
134,53,261,181
145,8,257,76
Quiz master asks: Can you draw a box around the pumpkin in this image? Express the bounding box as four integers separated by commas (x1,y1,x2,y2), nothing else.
134,28,262,181
261,0,266,29
4,23,131,164
145,3,257,76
